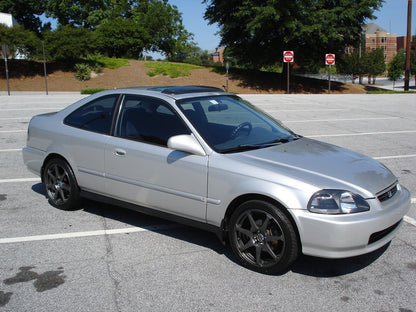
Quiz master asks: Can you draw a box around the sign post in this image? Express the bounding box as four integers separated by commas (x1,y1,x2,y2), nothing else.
283,51,294,94
2,44,10,96
325,53,335,94
42,41,48,95
225,61,229,92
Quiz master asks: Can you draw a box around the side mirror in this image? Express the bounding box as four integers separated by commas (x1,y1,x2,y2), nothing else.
167,134,206,156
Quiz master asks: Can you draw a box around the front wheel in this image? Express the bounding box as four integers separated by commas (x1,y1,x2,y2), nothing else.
42,158,81,210
229,200,299,274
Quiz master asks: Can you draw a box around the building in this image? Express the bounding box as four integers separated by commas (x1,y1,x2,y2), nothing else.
0,12,26,59
363,23,397,64
208,48,225,64
0,12,18,27
397,36,416,52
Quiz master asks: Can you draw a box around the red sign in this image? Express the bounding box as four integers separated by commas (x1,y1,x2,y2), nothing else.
325,53,335,65
283,51,294,63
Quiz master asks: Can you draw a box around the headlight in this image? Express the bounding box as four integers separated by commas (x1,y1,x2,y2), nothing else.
308,190,370,214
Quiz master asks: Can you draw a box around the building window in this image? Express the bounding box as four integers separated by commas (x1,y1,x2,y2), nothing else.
381,37,386,43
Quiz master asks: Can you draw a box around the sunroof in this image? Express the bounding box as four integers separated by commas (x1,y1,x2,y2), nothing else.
149,85,225,95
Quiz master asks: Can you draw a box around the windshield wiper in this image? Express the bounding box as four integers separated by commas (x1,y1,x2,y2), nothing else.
222,142,284,154
221,135,302,154
271,135,301,144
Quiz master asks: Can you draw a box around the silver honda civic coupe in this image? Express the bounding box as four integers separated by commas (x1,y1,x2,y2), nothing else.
23,86,411,274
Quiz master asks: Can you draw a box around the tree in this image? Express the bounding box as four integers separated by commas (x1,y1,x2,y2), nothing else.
43,25,99,62
0,24,41,59
45,0,113,29
387,48,416,88
204,0,383,69
337,51,362,83
362,48,386,84
387,49,405,88
46,0,194,59
0,0,47,34
96,17,145,58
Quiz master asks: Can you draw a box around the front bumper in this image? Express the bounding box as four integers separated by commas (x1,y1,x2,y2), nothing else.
292,185,411,259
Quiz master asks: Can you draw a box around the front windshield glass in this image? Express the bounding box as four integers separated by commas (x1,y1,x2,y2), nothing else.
176,95,298,153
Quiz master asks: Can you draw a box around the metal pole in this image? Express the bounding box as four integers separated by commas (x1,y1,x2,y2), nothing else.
226,67,229,92
5,57,10,96
328,65,331,94
286,62,290,94
2,44,10,96
404,0,412,91
42,41,48,95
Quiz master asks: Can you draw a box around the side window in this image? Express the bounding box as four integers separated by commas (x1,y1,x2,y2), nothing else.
117,95,190,146
64,95,118,134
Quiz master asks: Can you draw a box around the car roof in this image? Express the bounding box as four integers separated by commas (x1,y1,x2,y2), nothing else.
113,85,226,100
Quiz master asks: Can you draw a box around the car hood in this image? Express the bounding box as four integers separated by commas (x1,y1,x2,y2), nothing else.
231,138,396,197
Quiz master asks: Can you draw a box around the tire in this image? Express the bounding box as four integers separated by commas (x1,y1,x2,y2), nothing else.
42,158,81,210
228,200,299,274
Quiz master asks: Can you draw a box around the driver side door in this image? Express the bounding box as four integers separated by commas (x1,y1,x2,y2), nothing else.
104,94,209,222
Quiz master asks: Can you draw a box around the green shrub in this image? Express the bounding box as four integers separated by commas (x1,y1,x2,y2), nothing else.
74,63,91,81
98,57,129,69
145,62,202,78
81,88,108,94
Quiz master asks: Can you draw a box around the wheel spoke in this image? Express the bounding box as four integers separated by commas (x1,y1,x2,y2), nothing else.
255,246,262,265
247,212,259,232
264,243,279,260
54,165,60,180
47,169,56,183
58,190,67,202
236,224,254,238
61,183,71,192
259,214,271,233
266,235,283,243
239,239,254,252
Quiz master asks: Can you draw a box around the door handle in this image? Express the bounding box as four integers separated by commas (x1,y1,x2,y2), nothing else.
114,148,126,156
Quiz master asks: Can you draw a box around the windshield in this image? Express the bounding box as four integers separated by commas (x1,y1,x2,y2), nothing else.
176,95,299,153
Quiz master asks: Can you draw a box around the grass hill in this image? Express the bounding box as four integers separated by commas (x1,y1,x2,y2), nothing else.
0,59,365,94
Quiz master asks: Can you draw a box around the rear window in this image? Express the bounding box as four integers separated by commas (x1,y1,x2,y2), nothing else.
64,95,119,134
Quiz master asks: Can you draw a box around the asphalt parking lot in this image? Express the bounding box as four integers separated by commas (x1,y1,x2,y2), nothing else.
0,92,415,312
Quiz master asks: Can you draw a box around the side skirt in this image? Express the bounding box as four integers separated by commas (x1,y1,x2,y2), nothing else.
80,190,226,242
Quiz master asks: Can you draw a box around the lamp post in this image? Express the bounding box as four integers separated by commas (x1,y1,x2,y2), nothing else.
404,0,412,91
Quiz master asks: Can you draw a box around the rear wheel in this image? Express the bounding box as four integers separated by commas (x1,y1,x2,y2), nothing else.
42,158,81,210
229,200,299,274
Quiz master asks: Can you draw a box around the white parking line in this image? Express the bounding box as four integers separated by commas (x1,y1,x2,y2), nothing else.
309,130,416,138
285,117,400,123
0,108,59,111
0,178,40,183
0,130,26,133
0,224,180,244
269,108,348,112
404,216,416,227
374,154,416,160
0,215,414,245
0,149,22,152
0,117,31,120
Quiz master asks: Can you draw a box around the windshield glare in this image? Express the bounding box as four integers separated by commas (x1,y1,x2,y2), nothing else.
177,95,297,153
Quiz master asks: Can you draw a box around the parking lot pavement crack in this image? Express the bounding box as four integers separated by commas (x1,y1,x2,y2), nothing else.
100,206,123,312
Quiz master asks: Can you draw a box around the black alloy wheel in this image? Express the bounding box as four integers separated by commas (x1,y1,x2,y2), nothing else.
229,200,299,274
42,158,81,210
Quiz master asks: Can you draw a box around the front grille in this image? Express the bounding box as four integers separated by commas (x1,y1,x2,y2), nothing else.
368,220,401,244
377,183,398,202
